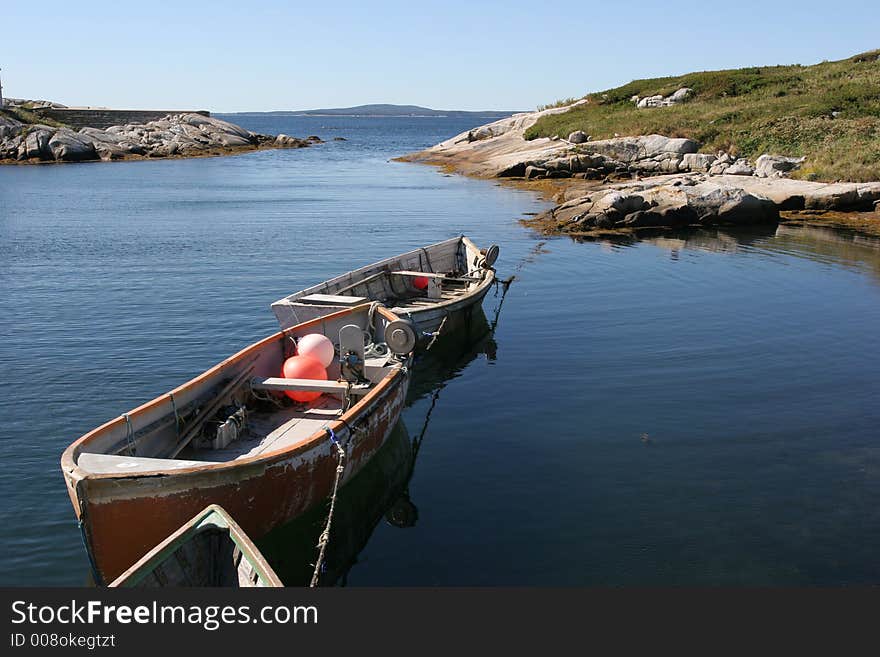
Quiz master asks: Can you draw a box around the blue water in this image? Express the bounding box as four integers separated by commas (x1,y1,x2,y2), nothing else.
1,115,879,586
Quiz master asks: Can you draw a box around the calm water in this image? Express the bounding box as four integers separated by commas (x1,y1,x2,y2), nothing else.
1,115,879,586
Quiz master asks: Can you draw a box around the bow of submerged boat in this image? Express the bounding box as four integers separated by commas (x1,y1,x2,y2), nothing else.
109,504,283,587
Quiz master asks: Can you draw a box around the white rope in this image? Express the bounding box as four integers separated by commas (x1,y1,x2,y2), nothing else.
367,301,381,328
424,314,449,352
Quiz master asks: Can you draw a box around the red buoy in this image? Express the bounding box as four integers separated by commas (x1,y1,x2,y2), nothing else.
413,276,429,290
281,355,327,403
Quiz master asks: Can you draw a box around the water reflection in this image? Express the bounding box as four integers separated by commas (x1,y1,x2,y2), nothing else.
408,303,499,403
257,421,415,586
568,224,880,282
767,224,880,280
257,305,500,585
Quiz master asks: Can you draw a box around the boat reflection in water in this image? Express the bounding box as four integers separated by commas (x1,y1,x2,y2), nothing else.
257,304,500,585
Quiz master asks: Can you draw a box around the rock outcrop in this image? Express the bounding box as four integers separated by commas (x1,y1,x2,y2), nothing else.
533,174,880,234
544,177,782,231
0,112,319,164
402,99,880,235
633,87,693,109
402,103,792,182
755,154,806,178
399,102,586,177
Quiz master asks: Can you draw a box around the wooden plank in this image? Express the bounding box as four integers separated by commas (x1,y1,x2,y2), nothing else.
392,270,482,282
249,416,333,456
79,453,218,474
392,270,447,278
427,277,442,300
250,377,371,396
298,293,368,305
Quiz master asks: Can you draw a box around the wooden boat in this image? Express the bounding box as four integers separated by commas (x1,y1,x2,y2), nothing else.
61,303,415,584
109,505,283,587
271,236,499,342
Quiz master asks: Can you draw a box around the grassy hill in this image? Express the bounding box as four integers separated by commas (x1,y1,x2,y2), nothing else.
524,50,880,182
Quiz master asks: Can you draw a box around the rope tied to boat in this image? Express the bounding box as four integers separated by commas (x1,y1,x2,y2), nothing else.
423,313,449,352
310,427,346,587
367,301,381,328
123,414,136,456
168,392,181,440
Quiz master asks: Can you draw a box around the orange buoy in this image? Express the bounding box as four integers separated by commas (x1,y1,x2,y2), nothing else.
281,355,327,403
413,276,429,290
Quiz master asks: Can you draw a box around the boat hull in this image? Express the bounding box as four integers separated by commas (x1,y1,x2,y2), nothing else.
67,368,409,584
392,276,495,341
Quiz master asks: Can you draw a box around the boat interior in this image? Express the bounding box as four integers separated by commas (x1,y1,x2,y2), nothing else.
271,236,496,328
111,506,280,587
72,306,406,476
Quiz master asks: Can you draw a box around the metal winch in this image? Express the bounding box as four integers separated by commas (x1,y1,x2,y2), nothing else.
339,324,370,384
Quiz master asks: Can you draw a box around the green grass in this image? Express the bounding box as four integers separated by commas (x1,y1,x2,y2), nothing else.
524,50,880,182
536,97,579,112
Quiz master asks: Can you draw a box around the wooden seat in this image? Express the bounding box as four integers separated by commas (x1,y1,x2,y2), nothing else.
250,377,371,396
78,453,218,474
391,270,447,278
297,293,369,306
391,270,481,282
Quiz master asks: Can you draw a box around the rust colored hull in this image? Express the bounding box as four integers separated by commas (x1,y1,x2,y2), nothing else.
71,375,407,583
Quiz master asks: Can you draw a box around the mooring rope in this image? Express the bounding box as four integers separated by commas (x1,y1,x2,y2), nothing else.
423,313,449,352
310,427,346,587
412,386,442,461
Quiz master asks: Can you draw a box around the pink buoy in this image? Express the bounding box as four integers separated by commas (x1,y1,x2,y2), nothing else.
296,333,335,368
281,355,327,403
413,276,429,290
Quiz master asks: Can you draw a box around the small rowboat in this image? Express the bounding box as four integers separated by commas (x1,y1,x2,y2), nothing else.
62,303,415,584
110,505,283,587
271,236,499,342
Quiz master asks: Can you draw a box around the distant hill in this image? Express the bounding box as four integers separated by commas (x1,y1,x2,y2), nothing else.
226,104,521,118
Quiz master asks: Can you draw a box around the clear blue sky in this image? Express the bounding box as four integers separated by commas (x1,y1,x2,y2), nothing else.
2,0,878,112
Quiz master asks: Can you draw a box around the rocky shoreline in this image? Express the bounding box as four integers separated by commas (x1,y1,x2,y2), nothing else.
400,102,880,237
0,111,320,164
